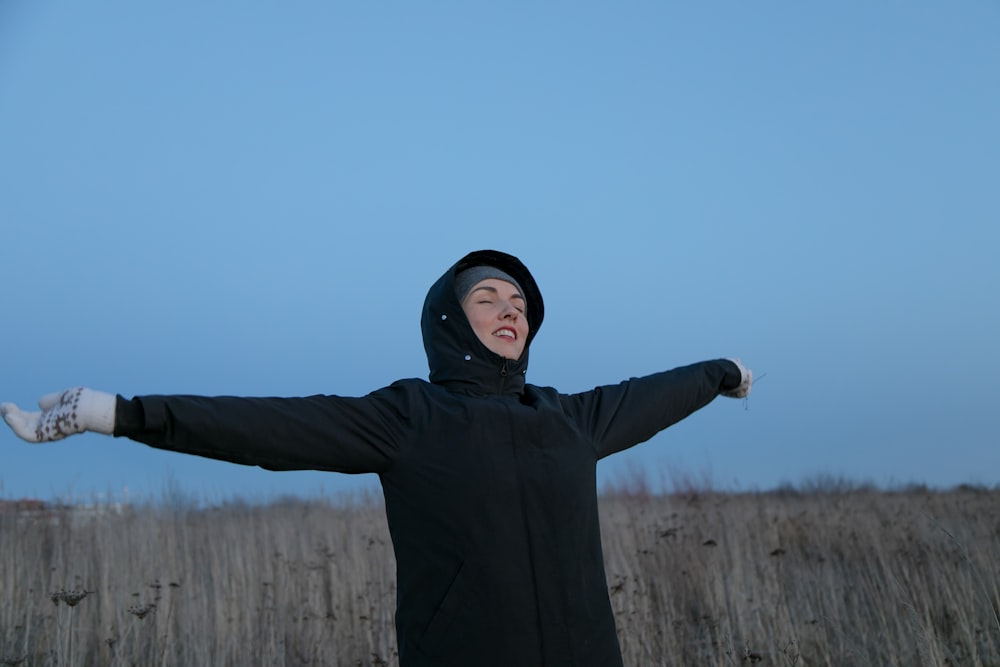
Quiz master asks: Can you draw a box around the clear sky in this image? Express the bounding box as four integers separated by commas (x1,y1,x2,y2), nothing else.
1,2,997,504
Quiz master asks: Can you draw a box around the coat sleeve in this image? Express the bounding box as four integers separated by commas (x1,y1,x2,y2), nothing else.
113,384,411,474
560,359,741,460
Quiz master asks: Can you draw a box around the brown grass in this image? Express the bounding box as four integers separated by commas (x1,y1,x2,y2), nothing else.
1,485,998,666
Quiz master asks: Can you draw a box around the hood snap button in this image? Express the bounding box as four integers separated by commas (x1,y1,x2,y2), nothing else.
464,355,471,361
441,314,447,320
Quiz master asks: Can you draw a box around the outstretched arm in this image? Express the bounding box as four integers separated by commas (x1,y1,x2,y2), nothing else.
3,386,407,474
115,390,405,473
561,358,751,460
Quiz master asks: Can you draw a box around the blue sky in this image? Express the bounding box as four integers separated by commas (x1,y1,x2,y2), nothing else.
1,2,997,504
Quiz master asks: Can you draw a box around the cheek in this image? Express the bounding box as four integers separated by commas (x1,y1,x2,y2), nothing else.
471,313,492,333
470,315,494,339
463,308,485,328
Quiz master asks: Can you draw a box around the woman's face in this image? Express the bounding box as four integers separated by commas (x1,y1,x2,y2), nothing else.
461,278,529,360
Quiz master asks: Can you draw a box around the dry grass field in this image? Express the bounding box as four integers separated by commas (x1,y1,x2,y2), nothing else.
1,483,998,666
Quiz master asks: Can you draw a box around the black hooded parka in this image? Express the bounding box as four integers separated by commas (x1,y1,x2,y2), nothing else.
114,250,743,667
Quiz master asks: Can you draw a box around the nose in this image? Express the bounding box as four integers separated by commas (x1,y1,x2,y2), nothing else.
500,301,519,319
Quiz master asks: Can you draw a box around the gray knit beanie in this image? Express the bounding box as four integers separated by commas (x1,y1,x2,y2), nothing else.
455,265,525,304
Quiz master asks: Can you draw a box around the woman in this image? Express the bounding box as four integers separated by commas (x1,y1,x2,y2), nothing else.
2,249,750,667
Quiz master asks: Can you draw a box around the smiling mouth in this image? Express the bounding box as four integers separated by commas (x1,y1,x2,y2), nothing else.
492,327,517,341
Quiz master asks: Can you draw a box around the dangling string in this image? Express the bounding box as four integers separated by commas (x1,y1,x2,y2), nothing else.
744,372,767,411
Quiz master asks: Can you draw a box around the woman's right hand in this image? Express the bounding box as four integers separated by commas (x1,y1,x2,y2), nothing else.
1,388,116,443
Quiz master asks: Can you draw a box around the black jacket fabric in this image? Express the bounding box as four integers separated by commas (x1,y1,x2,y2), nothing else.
115,250,742,666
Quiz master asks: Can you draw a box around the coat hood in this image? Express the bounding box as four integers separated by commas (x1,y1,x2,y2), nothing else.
420,250,544,395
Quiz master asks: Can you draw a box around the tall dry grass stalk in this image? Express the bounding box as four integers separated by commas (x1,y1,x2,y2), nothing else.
1,486,997,665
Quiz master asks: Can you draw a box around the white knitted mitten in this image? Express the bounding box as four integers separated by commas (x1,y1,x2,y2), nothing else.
721,359,752,399
1,388,116,443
